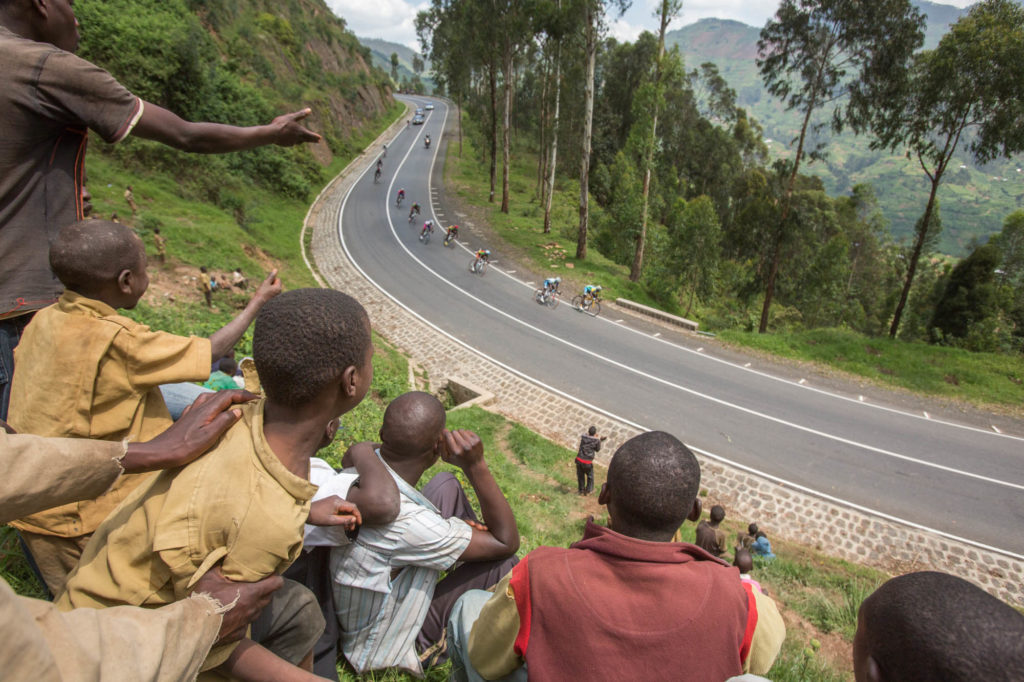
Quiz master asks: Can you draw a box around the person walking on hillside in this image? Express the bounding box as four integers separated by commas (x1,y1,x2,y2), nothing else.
123,184,137,216
0,0,321,419
152,227,167,265
575,426,606,495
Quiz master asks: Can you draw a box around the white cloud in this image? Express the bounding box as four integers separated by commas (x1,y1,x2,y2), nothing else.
325,0,426,51
609,17,645,42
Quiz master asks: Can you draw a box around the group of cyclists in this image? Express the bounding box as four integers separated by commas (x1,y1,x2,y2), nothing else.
386,113,602,311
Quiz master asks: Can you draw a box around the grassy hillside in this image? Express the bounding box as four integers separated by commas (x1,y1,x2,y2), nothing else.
359,36,436,92
666,2,1024,255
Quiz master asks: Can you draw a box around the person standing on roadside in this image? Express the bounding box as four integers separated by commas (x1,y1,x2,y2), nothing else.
0,0,321,418
575,425,606,495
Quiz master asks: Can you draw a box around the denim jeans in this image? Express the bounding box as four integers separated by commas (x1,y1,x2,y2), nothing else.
0,314,34,421
158,382,213,421
447,589,528,682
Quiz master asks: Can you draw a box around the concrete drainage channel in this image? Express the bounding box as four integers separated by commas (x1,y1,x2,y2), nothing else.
303,102,1024,607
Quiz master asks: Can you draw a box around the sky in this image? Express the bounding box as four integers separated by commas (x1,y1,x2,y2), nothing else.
326,0,976,52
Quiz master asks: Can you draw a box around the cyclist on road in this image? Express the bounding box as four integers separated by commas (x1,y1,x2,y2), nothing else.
396,188,405,206
376,157,383,170
420,220,434,239
425,134,431,148
445,225,459,242
382,143,388,158
582,284,602,304
475,248,491,263
543,276,562,296
409,202,421,221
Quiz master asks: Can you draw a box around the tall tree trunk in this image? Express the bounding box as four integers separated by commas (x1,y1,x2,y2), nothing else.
537,52,549,202
501,45,513,214
576,3,597,260
758,81,819,333
630,0,675,282
543,39,562,235
489,64,498,203
457,92,463,157
890,172,942,338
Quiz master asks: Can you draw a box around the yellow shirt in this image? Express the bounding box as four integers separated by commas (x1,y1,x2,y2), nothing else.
57,399,317,670
8,290,210,537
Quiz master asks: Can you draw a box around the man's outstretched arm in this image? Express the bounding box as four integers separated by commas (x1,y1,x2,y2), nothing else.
132,102,321,153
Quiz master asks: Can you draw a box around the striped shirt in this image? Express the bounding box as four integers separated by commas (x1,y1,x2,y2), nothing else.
329,454,472,675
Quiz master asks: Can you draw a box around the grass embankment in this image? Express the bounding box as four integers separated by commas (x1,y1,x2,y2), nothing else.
444,118,1024,411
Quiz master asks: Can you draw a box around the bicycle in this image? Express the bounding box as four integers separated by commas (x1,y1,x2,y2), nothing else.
373,167,381,184
468,256,489,275
571,294,601,317
534,287,560,309
396,193,404,208
408,207,420,224
419,223,434,244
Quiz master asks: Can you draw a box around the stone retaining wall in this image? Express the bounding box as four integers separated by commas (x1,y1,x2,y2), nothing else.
305,110,1024,607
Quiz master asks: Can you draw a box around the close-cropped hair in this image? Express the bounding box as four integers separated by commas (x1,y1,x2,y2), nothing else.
860,571,1024,681
607,431,700,535
49,220,143,291
253,288,370,407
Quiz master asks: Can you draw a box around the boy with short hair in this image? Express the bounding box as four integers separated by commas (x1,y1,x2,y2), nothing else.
854,571,1024,681
7,219,281,594
696,503,728,557
331,391,520,676
59,287,400,681
449,431,786,681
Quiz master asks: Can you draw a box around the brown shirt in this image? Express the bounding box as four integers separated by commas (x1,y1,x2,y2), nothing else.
0,428,223,682
8,290,210,537
58,399,317,670
0,26,142,318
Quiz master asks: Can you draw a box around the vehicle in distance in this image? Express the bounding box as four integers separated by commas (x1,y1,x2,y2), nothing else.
425,103,435,111
412,114,425,125
415,108,424,115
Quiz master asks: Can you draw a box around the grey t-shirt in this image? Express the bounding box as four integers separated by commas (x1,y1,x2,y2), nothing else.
0,26,141,318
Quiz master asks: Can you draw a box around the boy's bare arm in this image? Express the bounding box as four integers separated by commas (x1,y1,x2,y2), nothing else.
442,430,520,562
208,270,282,361
342,442,400,525
132,103,321,153
220,640,321,682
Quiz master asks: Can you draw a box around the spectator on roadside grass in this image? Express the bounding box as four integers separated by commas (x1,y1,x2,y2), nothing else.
6,220,281,595
738,522,758,550
734,548,765,595
696,504,728,558
575,425,606,495
0,0,321,420
0,390,283,682
447,431,786,681
59,288,392,682
329,391,519,677
854,571,1024,681
751,530,776,561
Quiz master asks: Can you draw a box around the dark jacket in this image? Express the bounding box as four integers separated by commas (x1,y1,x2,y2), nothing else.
575,434,602,464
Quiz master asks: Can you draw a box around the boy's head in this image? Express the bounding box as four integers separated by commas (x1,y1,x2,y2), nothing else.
709,505,725,524
219,356,238,376
50,219,148,308
588,425,597,436
748,523,758,536
853,571,1024,682
733,548,753,574
379,391,446,466
599,431,701,542
253,288,372,414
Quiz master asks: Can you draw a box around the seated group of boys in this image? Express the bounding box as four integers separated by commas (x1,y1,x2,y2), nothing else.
5,218,1023,682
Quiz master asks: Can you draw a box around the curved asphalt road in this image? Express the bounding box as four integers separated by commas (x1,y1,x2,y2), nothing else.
339,97,1024,558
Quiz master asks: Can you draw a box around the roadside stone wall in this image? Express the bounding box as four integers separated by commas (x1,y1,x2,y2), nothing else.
305,113,1024,607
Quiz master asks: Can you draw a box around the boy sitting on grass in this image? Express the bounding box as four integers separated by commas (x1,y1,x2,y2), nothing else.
331,391,520,676
7,219,283,595
58,288,400,681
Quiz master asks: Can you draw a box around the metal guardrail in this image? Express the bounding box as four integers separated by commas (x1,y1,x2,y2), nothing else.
614,298,699,331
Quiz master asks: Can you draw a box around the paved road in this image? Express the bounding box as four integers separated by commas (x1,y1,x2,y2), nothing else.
340,97,1024,558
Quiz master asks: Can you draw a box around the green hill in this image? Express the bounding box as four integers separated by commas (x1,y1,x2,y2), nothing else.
666,2,1024,255
358,36,436,92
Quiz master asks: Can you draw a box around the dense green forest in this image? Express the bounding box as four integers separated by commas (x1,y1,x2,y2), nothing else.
77,0,395,215
418,0,1024,354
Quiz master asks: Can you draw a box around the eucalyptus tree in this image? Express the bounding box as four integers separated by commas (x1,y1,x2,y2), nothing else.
576,0,631,259
628,0,681,282
755,0,924,333
866,0,1024,338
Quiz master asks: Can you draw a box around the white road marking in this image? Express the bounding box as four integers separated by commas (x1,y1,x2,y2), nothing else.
697,347,704,352
799,378,806,385
744,362,751,367
334,97,1024,561
924,411,931,419
859,395,865,402
992,425,1003,434
653,332,661,338
615,319,624,323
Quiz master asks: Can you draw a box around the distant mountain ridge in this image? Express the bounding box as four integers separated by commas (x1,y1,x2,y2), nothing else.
358,37,434,90
664,1,1024,256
